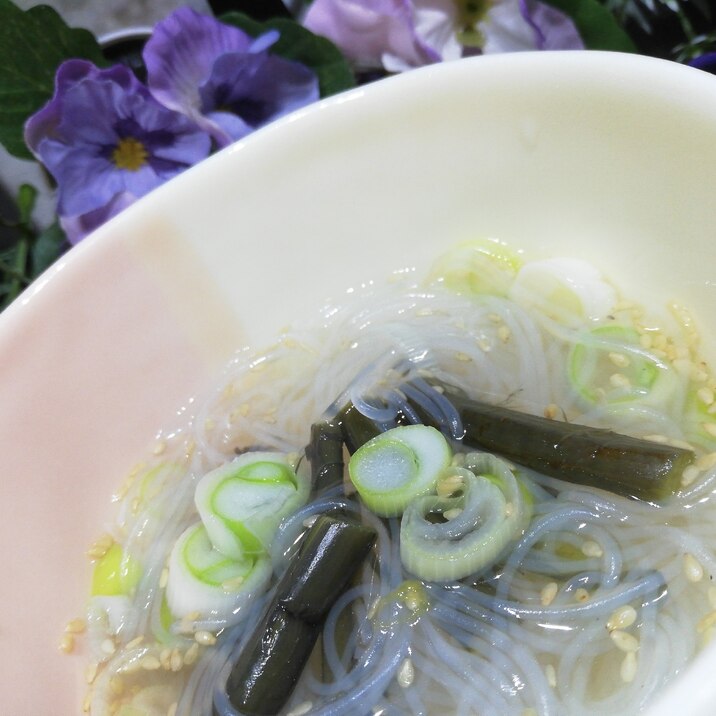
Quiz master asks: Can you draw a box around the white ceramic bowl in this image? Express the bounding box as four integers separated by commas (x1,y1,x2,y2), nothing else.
3,51,716,714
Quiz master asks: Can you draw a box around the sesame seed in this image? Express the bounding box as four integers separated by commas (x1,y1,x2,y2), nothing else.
504,502,514,518
239,403,250,416
643,434,669,444
488,313,502,324
498,326,511,343
397,658,415,688
82,693,91,713
609,373,631,389
684,553,705,582
183,642,200,665
610,630,639,652
545,663,557,688
681,465,701,487
620,651,637,683
221,575,246,592
574,588,589,603
698,387,715,406
522,710,538,716
302,515,319,528
437,473,464,497
703,423,716,439
152,440,166,456
159,648,172,670
141,655,161,671
109,676,124,696
608,352,631,368
443,508,463,521
540,582,558,606
455,352,472,362
65,617,87,634
607,605,637,632
159,567,169,589
59,633,75,654
170,648,183,672
639,334,653,349
581,541,603,558
697,610,716,633
86,533,114,560
194,630,216,646
477,338,492,352
543,403,560,420
101,638,116,656
125,635,144,650
709,587,716,610
697,452,716,471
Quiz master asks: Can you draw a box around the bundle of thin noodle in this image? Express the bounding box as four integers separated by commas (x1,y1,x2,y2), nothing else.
80,243,716,716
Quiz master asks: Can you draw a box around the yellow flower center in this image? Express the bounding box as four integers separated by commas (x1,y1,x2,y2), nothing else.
455,0,491,48
112,137,148,171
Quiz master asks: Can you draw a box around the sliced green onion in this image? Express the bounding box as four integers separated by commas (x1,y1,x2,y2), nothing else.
223,515,376,715
569,325,679,407
348,424,452,517
165,521,271,619
401,453,528,581
91,543,141,597
195,451,309,559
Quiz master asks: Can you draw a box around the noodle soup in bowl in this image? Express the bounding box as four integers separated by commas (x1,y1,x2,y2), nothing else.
3,51,716,715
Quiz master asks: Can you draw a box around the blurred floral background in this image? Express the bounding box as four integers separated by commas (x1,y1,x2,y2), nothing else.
0,0,714,310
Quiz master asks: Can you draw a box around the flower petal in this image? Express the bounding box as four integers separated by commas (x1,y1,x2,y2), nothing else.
60,191,137,245
143,7,254,121
303,0,438,71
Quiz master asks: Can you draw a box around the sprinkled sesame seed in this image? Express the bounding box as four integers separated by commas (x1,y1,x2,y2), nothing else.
522,710,538,716
581,541,603,558
505,502,514,518
59,633,75,654
543,403,560,420
545,663,557,688
574,588,589,603
302,515,319,528
141,655,161,671
609,373,631,389
455,352,472,362
239,403,250,417
397,658,415,688
608,352,631,368
610,630,639,652
607,605,637,632
684,553,705,582
443,508,463,521
477,338,492,352
86,533,115,560
65,617,86,634
82,693,91,713
681,465,701,487
703,423,716,439
101,638,116,656
643,434,669,444
287,702,313,716
183,642,200,665
709,587,716,610
194,630,216,646
152,440,166,456
639,334,653,349
159,648,172,670
222,575,246,592
159,567,169,589
170,648,183,672
125,635,144,650
698,387,715,406
437,473,464,497
109,676,124,696
540,582,558,606
697,610,716,634
620,651,637,683
488,313,503,323
498,325,511,343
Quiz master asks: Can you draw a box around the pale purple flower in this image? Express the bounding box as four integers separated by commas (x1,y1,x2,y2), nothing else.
25,60,212,243
143,7,320,147
303,0,583,72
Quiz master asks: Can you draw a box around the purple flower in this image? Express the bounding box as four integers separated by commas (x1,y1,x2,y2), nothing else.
25,60,212,243
143,7,320,147
303,0,583,72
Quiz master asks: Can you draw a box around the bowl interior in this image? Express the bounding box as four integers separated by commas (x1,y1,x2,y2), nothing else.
3,51,716,714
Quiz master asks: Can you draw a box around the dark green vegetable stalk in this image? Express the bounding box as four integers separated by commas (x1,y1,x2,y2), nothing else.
307,419,345,492
221,515,376,715
450,394,695,502
335,402,382,454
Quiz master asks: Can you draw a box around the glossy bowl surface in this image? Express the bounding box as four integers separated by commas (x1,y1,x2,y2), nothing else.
3,51,716,714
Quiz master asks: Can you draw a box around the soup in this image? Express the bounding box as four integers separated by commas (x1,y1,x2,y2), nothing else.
72,240,716,715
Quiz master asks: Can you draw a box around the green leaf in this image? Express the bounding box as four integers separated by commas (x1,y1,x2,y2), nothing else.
16,183,37,226
0,0,107,160
30,220,66,278
541,0,637,51
219,11,355,97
